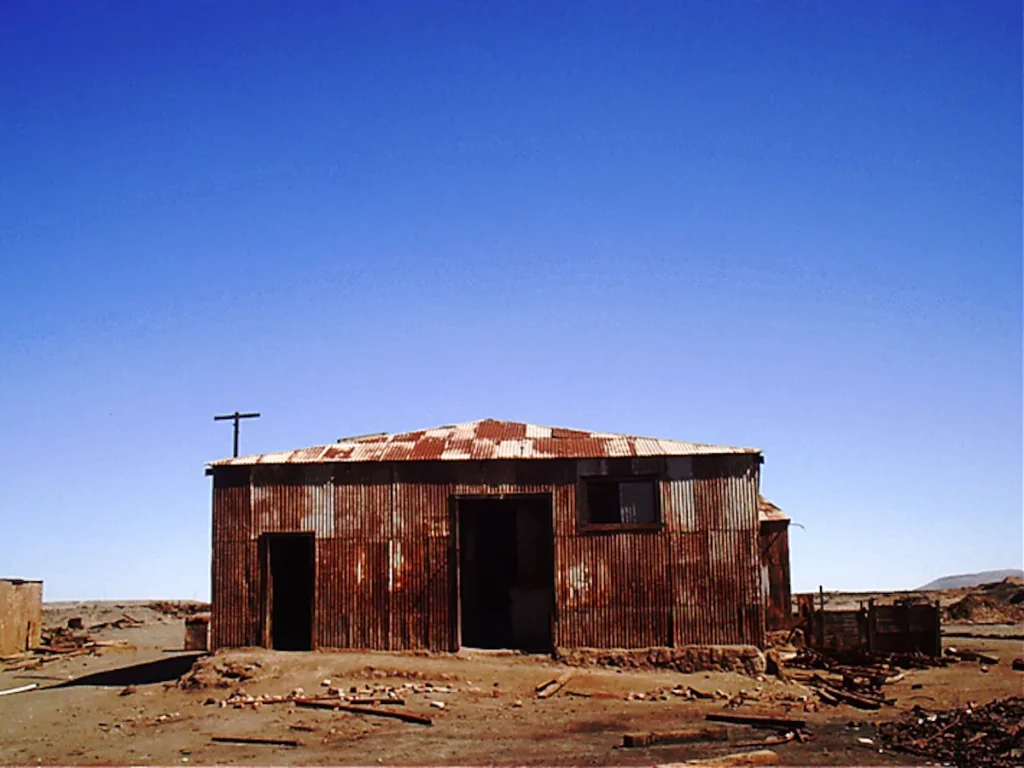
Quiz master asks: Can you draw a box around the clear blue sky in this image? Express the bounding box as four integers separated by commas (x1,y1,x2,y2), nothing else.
1,1,1020,601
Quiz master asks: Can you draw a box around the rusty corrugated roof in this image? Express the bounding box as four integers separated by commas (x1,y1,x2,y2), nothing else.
758,495,789,523
208,418,760,467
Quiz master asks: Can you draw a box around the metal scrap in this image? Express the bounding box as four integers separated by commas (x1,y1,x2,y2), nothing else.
878,697,1023,768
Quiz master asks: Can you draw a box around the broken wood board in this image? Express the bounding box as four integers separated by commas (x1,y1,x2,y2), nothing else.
706,714,807,730
211,735,301,747
733,732,796,748
676,748,780,766
535,671,573,699
821,685,883,710
565,690,621,700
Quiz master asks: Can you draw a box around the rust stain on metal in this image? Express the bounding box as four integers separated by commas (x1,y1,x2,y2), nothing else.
758,496,792,632
208,419,759,467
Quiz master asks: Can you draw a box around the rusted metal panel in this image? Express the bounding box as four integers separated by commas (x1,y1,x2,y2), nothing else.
554,533,673,648
210,449,770,652
692,456,760,531
211,540,255,649
212,469,251,543
0,579,42,655
208,419,759,467
758,496,789,522
759,520,792,631
672,530,764,646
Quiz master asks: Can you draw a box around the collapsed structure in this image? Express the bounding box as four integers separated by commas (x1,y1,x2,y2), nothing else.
205,419,792,652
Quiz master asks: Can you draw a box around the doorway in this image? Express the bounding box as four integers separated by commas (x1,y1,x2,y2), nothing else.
263,533,315,651
457,496,554,652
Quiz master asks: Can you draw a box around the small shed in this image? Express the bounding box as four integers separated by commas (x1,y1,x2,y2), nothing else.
206,419,790,653
0,578,43,655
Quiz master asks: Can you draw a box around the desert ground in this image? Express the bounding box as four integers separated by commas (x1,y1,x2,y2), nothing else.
0,597,1021,767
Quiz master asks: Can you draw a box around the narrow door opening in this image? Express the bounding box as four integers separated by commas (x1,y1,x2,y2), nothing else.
458,496,554,652
265,533,314,651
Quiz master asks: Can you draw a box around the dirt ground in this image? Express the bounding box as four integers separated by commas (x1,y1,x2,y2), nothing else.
1,603,1021,766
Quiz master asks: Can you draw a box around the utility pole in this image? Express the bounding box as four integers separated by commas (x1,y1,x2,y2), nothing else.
214,411,261,458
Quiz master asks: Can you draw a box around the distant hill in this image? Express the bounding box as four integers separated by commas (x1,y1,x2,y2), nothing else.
918,569,1024,591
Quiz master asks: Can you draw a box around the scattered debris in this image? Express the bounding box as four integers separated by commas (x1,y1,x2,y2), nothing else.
211,735,300,747
89,615,144,631
878,696,1023,768
147,601,211,619
430,700,446,709
67,617,83,630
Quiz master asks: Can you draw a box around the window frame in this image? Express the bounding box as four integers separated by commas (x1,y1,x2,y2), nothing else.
577,474,662,533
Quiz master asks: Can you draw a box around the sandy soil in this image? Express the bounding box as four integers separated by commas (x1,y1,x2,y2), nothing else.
0,603,1021,766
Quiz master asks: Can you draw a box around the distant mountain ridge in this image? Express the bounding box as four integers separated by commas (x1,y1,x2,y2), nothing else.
918,569,1024,591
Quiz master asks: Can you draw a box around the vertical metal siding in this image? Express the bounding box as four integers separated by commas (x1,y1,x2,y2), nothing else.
760,522,792,631
210,453,766,651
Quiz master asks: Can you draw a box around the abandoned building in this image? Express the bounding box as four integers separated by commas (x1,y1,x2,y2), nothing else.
0,578,43,656
206,419,792,653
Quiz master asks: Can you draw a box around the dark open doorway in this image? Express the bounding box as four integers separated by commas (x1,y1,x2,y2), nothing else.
263,533,315,651
457,496,554,652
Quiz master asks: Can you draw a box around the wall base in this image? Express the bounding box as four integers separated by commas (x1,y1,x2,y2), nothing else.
554,645,767,676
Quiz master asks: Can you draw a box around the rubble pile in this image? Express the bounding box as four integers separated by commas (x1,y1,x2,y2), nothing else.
146,601,211,619
946,577,1024,624
878,697,1024,768
215,681,416,709
789,646,948,671
354,666,459,682
178,658,263,690
782,647,955,711
947,594,1024,624
554,645,767,676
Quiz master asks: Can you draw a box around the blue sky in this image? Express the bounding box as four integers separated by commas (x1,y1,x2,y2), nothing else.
1,1,1020,601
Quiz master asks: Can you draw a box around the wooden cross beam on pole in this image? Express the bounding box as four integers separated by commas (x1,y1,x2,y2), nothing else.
214,411,261,458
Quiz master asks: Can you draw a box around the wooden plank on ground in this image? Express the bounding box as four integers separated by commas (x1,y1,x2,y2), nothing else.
673,748,780,766
295,699,432,725
622,725,729,747
211,736,301,747
535,671,573,699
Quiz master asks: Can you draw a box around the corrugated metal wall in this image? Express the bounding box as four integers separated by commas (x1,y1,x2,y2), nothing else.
211,454,766,651
759,521,792,631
